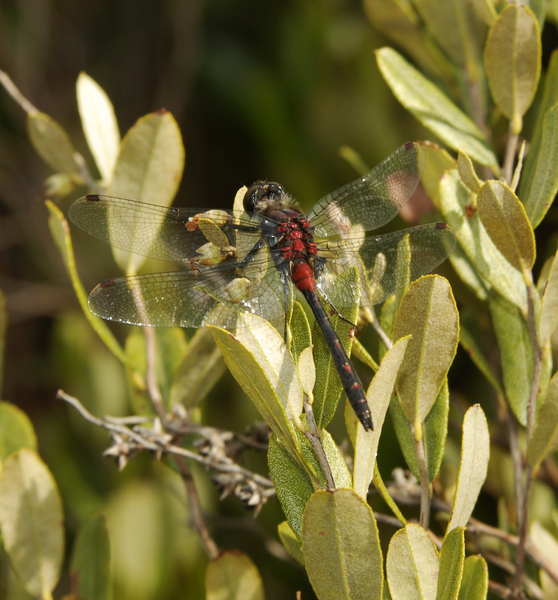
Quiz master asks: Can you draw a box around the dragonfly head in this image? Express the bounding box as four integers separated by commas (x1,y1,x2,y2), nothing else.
243,181,287,214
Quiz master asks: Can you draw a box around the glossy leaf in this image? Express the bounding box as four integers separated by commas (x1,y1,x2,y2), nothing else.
521,104,558,228
353,336,410,499
212,316,303,456
376,47,498,171
109,110,185,273
170,328,226,409
70,513,112,600
447,405,490,532
477,180,536,271
518,49,558,209
457,151,481,194
77,72,120,183
394,276,459,428
484,4,541,132
206,551,265,600
47,201,130,366
312,267,360,429
391,379,449,482
302,489,383,600
27,111,80,176
539,251,558,348
439,170,527,311
0,402,37,463
278,521,304,566
0,449,64,597
458,555,488,600
488,291,532,425
437,527,465,600
386,523,439,600
527,371,558,470
0,288,5,396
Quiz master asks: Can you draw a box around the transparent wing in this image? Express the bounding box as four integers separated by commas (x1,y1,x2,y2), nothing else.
315,223,456,308
306,142,426,238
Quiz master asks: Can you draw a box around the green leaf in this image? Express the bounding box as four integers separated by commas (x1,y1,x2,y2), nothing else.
488,290,532,425
539,250,558,348
206,551,265,600
211,316,303,456
471,0,497,26
278,521,305,566
70,513,112,600
77,72,120,183
109,110,185,274
447,405,490,532
47,200,130,366
419,142,456,210
394,276,459,427
437,527,465,600
477,180,536,271
352,336,410,499
518,49,558,209
457,151,481,194
0,288,6,396
458,556,488,600
521,104,558,228
302,489,383,600
0,402,37,463
0,449,64,597
439,170,527,311
484,4,541,132
376,47,498,171
386,524,439,600
27,111,81,176
527,370,558,469
290,301,312,365
170,328,226,409
391,379,450,482
528,523,558,599
459,325,503,396
312,266,360,429
448,243,489,302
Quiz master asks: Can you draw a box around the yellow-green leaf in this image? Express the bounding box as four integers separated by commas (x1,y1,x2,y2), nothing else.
447,405,490,532
540,251,558,348
278,521,305,566
206,551,265,600
27,111,80,176
376,47,498,171
0,402,37,463
457,151,481,193
437,527,465,600
0,288,5,396
527,371,558,470
0,449,64,597
484,4,541,132
471,0,497,26
302,489,383,600
352,336,410,499
419,142,456,210
77,72,120,183
458,555,488,600
477,180,536,271
109,110,185,274
394,276,459,427
386,524,439,600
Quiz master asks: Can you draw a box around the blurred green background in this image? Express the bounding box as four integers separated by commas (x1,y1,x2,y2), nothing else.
2,1,556,599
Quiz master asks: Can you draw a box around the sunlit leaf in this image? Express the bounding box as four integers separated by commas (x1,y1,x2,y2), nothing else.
27,111,80,176
0,449,64,597
353,336,410,499
70,513,112,600
457,151,481,194
394,276,459,429
529,522,558,600
47,201,130,366
447,405,490,532
0,402,37,463
527,371,558,470
206,551,265,600
302,489,383,600
109,110,185,273
477,180,536,271
386,523,439,599
419,142,456,210
77,72,120,183
278,521,305,566
437,527,465,600
439,170,527,311
376,48,498,171
458,555,488,600
484,4,541,132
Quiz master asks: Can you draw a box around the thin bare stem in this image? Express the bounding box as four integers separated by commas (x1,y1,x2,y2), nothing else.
303,395,335,490
411,424,431,530
503,122,519,185
363,307,393,351
506,413,524,529
0,70,37,113
174,455,220,560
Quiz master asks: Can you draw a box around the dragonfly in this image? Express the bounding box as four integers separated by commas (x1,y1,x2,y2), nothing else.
69,142,456,431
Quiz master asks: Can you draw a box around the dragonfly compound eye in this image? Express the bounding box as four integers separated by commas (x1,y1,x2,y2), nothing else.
243,182,285,212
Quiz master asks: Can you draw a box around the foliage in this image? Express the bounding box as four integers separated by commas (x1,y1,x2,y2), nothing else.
0,2,558,599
